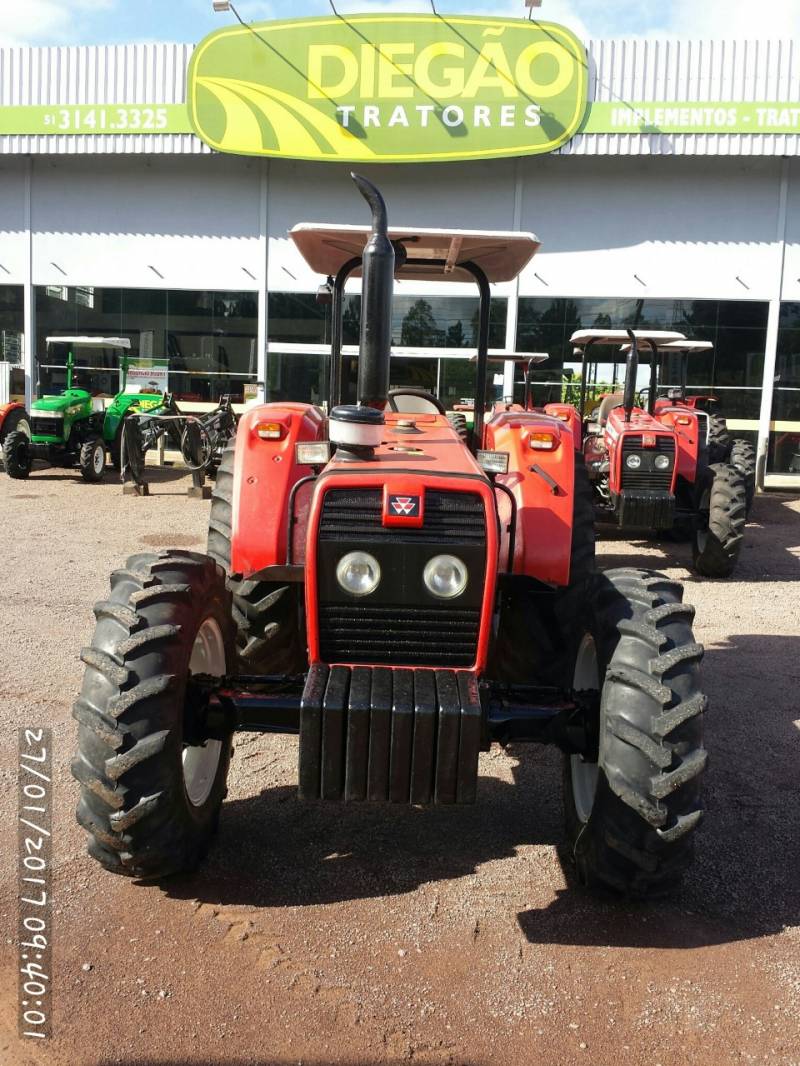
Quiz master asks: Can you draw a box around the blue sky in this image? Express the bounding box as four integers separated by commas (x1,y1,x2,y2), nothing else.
1,0,798,48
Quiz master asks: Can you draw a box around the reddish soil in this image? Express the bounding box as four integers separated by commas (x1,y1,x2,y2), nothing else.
1,467,799,1066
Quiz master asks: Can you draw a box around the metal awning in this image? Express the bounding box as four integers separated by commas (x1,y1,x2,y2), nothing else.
45,336,131,349
570,329,687,348
289,224,541,284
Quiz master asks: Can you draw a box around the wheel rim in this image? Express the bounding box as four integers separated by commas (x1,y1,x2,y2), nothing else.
92,443,105,474
19,419,31,439
570,633,600,824
183,617,226,807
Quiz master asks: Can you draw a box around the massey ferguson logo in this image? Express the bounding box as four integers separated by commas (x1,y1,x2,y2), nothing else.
390,495,420,517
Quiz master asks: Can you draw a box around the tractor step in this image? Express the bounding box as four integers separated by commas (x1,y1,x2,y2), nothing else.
298,664,482,806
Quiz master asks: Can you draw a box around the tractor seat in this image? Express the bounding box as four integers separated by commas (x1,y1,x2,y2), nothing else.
386,388,445,415
594,391,625,426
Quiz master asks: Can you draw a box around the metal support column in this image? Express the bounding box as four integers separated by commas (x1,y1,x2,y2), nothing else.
23,157,35,410
756,157,789,491
257,160,270,401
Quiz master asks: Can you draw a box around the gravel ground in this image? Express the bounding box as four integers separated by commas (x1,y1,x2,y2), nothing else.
1,465,799,1066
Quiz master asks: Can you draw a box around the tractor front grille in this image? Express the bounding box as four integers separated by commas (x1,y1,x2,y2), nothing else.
317,487,486,667
30,416,63,438
319,604,481,666
319,489,485,543
621,435,675,491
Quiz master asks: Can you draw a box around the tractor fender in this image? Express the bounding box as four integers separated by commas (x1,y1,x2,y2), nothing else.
484,411,575,587
655,408,702,483
543,403,582,447
0,401,27,427
231,402,326,576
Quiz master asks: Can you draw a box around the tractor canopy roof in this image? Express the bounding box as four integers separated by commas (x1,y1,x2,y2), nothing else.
45,336,132,349
570,329,687,350
289,224,540,284
472,351,549,364
627,339,713,354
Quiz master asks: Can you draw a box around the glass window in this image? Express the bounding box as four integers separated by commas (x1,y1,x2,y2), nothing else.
0,285,24,365
35,287,258,403
768,303,800,474
517,297,767,417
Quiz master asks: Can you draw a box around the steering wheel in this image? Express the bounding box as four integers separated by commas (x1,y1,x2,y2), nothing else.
387,388,446,415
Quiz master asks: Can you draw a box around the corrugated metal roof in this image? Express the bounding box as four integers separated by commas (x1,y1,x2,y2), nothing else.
563,37,800,155
0,37,798,156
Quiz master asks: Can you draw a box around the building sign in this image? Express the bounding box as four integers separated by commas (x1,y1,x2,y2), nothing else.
187,15,589,163
0,104,189,135
583,101,800,135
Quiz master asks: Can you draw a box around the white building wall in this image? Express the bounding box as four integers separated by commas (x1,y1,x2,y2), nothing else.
0,158,30,282
30,155,263,292
517,155,783,302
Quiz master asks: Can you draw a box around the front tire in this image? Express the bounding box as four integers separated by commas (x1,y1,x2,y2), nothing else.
564,568,706,897
72,551,235,878
692,463,747,577
79,436,107,482
2,430,32,479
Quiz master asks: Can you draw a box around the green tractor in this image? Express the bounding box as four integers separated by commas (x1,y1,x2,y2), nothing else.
2,336,166,481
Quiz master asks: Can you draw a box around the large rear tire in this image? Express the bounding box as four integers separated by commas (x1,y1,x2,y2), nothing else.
564,568,706,897
692,463,747,577
72,551,234,878
707,412,731,464
729,438,756,516
2,430,32,479
207,441,304,673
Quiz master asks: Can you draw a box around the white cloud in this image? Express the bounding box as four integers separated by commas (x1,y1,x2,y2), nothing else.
0,0,115,47
665,0,800,39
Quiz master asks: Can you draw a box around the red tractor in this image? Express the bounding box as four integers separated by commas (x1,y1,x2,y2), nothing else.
649,339,756,515
72,176,707,898
566,330,747,577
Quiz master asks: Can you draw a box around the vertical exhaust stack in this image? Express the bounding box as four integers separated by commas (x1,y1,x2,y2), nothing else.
352,173,395,410
623,329,639,422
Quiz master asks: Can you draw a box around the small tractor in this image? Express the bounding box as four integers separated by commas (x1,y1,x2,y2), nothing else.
566,330,747,577
2,336,166,481
72,176,707,898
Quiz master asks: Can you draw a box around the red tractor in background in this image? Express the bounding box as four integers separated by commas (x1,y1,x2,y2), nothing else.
566,330,747,577
72,175,707,899
648,339,756,516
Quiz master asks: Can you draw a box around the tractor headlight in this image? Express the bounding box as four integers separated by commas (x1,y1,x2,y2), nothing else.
423,554,468,600
336,551,381,597
625,454,642,469
654,454,671,470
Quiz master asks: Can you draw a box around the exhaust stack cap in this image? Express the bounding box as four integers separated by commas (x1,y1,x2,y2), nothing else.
330,404,384,461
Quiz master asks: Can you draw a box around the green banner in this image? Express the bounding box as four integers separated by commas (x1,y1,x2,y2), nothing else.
583,101,800,135
0,103,191,135
187,14,589,163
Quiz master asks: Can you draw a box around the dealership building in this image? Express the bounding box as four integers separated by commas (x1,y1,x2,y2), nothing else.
0,19,799,487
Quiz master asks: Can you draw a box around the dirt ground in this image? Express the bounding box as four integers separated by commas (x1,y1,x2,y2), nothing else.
1,465,799,1066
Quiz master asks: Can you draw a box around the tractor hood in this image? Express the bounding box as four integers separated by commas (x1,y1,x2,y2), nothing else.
32,389,90,415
